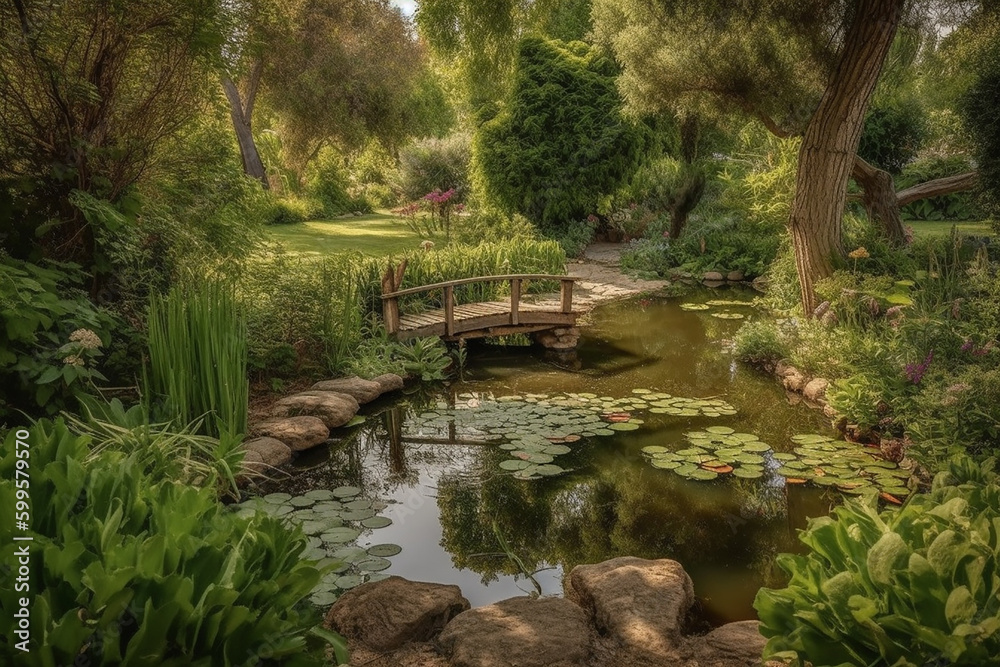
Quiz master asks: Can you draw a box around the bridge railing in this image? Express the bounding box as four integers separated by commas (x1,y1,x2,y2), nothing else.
380,262,575,336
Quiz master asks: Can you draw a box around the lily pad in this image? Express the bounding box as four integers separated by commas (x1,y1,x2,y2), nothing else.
345,499,373,510
334,574,365,590
500,459,531,471
361,516,393,529
533,464,565,476
304,489,336,501
262,492,292,504
332,486,361,499
342,509,377,521
680,303,710,311
321,527,361,544
367,543,402,557
705,426,736,435
355,557,392,572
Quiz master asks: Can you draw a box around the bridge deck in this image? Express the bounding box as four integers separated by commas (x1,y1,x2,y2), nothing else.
380,263,580,342
397,300,576,340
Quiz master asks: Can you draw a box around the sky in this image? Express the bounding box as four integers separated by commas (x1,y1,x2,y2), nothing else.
390,0,417,17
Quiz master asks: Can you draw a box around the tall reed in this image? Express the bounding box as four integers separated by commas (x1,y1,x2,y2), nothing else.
147,280,248,439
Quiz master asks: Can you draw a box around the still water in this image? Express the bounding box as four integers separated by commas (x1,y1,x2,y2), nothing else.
268,290,836,624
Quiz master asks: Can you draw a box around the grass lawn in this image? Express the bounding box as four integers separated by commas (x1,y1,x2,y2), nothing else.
267,211,424,256
908,220,994,238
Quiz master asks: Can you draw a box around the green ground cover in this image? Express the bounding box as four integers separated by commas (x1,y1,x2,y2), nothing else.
267,212,423,256
908,219,994,237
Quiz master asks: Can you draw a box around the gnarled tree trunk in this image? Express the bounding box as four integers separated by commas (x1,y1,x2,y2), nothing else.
788,0,905,315
852,155,906,243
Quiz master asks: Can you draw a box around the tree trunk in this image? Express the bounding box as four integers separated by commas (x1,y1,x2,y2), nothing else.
852,155,906,243
788,0,905,315
222,73,268,189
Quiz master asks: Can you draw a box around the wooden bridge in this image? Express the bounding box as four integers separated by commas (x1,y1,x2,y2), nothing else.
381,262,581,342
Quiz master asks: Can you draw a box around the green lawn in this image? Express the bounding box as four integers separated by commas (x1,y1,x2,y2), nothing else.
267,212,424,256
908,220,994,238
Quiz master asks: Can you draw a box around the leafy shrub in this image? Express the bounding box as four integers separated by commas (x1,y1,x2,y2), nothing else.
545,219,597,259
452,207,538,245
756,455,1000,666
0,258,115,420
147,281,248,439
0,421,344,665
265,197,326,225
349,139,402,208
304,146,372,216
473,36,646,229
398,133,471,203
858,96,927,174
959,16,1000,222
734,321,789,368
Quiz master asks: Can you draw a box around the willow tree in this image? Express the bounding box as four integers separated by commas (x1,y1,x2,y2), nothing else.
222,0,423,185
594,0,983,313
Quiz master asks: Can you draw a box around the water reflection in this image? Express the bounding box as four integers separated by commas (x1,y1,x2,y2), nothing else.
267,291,838,621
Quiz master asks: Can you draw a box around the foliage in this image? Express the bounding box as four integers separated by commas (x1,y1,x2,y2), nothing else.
265,197,327,225
959,11,1000,224
452,207,539,245
348,139,403,209
547,219,597,259
244,238,565,375
147,281,248,439
68,397,244,498
398,133,472,204
733,321,789,368
263,0,425,163
756,455,1000,666
304,146,372,217
0,0,224,271
0,259,115,420
396,337,453,381
473,36,647,230
858,96,927,174
897,155,983,221
0,421,345,664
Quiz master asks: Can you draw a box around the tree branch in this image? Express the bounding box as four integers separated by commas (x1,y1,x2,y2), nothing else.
896,171,979,207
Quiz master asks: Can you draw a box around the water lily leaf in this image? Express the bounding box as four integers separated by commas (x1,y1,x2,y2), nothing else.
543,444,572,455
534,464,565,476
705,426,735,435
331,546,368,562
711,312,744,319
289,496,316,508
680,303,710,311
686,468,719,480
642,446,670,455
263,493,292,504
362,516,393,529
304,489,336,501
334,574,365,590
345,499,373,510
310,591,341,606
500,459,531,471
322,527,361,544
651,459,682,470
367,543,402,557
609,422,640,431
356,556,392,572
732,468,764,479
332,486,362,498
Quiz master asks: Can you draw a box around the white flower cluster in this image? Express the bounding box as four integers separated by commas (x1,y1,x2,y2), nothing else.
69,328,102,350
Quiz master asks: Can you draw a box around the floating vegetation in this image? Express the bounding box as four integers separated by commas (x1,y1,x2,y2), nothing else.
235,487,400,606
680,299,754,317
641,431,913,499
408,390,739,480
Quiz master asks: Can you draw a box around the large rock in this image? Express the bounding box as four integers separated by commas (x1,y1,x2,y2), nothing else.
250,416,330,452
682,620,767,667
311,376,382,404
242,437,292,471
324,576,468,652
372,373,405,394
438,596,591,667
237,448,266,482
270,391,359,428
803,378,829,403
726,270,745,282
566,557,694,663
703,272,725,282
782,371,808,393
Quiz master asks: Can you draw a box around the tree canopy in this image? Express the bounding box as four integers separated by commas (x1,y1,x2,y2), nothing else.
473,36,646,228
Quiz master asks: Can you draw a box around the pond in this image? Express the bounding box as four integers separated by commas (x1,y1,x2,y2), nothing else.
257,289,842,625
